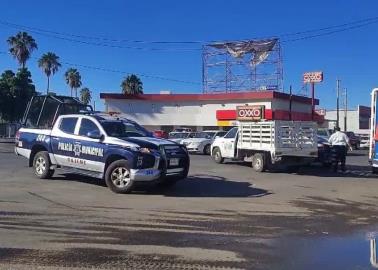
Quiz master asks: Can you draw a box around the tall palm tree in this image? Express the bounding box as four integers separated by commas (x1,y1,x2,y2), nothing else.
7,32,38,68
64,68,82,97
80,87,92,105
121,74,143,95
38,52,61,93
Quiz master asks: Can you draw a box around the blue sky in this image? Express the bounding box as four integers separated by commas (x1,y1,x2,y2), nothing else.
0,0,377,111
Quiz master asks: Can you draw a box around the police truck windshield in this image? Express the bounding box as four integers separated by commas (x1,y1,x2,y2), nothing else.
100,121,151,138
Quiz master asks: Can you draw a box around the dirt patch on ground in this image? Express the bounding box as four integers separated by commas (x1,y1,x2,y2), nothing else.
1,196,377,269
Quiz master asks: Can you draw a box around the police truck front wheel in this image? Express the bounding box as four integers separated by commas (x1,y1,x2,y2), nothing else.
105,160,134,194
33,151,54,179
252,153,265,172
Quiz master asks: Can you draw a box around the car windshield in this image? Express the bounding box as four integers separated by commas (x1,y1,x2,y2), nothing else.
195,132,216,139
317,129,329,137
318,136,328,143
100,120,151,138
169,133,189,139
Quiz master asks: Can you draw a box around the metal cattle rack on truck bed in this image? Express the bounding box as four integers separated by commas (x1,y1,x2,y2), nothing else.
238,121,317,157
22,95,92,129
237,120,318,171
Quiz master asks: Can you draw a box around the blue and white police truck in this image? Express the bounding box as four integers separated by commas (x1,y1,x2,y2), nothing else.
15,95,190,193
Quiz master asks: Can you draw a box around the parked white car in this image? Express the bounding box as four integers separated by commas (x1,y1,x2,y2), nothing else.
359,134,370,148
168,132,195,144
181,130,227,155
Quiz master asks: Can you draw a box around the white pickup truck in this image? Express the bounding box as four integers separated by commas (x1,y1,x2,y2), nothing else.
211,121,318,172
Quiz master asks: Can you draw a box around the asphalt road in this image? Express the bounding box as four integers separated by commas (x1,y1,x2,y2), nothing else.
0,142,377,269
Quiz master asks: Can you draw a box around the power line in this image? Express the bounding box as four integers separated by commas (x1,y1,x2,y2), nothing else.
281,19,378,43
0,21,200,52
0,50,201,85
1,16,378,46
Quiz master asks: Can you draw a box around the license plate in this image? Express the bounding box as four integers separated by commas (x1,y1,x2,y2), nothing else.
169,158,179,166
145,169,154,175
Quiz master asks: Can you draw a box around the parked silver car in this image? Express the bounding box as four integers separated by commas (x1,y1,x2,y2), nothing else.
168,132,196,144
181,130,227,155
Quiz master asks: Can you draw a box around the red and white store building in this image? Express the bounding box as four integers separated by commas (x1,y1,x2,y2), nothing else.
100,91,322,132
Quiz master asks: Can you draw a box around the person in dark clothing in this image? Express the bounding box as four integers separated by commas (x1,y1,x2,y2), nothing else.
328,127,352,172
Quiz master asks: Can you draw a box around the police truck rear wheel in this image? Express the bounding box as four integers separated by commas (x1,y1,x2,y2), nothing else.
105,160,134,194
252,153,265,172
33,151,54,179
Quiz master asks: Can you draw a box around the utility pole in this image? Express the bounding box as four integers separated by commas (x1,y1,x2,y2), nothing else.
311,82,315,120
344,88,348,131
289,85,292,121
336,79,340,129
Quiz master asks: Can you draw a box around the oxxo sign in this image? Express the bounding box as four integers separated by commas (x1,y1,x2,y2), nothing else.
236,106,265,121
303,71,323,83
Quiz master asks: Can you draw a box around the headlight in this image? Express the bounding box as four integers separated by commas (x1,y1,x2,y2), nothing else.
190,142,200,147
139,148,151,153
124,146,152,153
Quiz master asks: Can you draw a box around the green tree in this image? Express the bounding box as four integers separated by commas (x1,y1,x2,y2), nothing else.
38,52,61,93
64,68,82,97
121,74,143,95
80,87,92,105
7,32,38,68
0,68,36,122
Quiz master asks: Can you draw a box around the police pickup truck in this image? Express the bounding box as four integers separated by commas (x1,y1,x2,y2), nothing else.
15,96,189,193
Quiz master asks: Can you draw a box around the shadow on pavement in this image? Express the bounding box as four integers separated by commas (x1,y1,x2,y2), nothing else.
51,173,271,198
294,164,377,179
50,173,107,187
157,174,272,198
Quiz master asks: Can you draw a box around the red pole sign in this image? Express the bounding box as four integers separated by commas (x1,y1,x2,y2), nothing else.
303,71,323,120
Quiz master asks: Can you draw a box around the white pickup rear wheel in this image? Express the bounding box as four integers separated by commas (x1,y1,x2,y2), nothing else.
252,153,265,172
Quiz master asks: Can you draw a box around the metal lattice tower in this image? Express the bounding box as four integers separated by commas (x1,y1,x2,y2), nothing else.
202,38,283,93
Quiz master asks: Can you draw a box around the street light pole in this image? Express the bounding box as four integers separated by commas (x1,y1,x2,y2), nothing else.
336,79,340,129
344,88,348,132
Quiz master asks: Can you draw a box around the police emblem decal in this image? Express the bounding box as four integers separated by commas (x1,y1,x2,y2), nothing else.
73,143,81,157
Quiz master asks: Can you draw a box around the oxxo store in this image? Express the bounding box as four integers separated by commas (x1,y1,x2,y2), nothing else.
100,91,322,132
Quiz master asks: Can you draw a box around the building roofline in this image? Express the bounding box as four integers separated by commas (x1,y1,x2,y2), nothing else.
100,91,319,105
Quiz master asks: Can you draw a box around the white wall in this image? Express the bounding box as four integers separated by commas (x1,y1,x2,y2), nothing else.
105,99,271,126
325,110,367,133
104,97,313,127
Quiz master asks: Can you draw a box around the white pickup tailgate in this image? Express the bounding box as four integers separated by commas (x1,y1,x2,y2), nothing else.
237,121,317,157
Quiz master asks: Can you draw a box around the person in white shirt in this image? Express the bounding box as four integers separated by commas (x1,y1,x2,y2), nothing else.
328,127,352,172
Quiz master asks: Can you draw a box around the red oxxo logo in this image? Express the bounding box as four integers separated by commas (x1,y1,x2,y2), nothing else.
236,106,265,121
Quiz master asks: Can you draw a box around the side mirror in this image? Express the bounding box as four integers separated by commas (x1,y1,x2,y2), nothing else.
87,130,104,141
215,136,220,139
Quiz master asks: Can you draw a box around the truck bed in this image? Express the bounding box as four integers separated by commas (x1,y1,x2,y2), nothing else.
238,121,317,157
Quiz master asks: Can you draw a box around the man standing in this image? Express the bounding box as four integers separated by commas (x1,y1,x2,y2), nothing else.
328,127,352,172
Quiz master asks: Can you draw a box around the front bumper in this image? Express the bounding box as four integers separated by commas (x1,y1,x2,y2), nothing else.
186,147,199,153
130,168,161,181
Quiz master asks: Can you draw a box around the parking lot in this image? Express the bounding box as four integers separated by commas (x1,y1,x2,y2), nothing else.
0,142,378,269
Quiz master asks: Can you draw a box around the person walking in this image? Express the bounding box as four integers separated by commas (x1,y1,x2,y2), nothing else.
328,127,352,172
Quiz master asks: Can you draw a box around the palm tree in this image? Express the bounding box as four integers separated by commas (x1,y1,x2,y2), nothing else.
7,32,38,68
121,74,143,95
64,68,82,97
38,52,61,93
80,87,92,105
